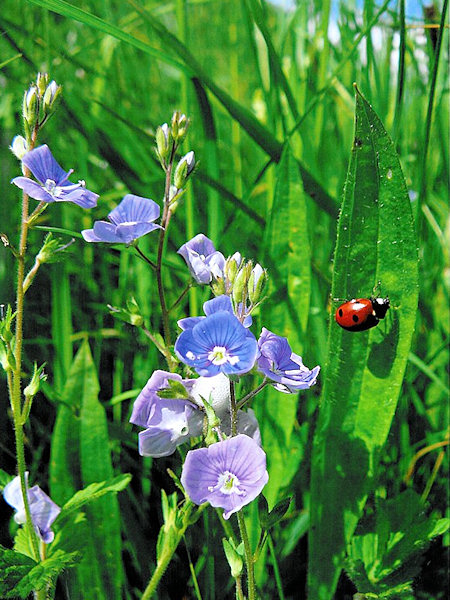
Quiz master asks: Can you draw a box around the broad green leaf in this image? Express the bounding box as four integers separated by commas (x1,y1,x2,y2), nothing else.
79,340,123,600
0,546,35,595
308,87,419,599
256,143,312,506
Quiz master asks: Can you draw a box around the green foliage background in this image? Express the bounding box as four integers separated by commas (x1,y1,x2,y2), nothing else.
0,0,448,598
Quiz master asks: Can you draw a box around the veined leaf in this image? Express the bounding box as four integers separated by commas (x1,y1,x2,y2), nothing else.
308,87,419,599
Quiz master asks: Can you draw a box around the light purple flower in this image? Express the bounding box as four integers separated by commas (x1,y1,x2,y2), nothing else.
181,434,268,519
175,309,259,377
3,473,60,543
12,144,98,208
130,370,202,457
178,233,225,284
81,194,161,244
257,327,320,393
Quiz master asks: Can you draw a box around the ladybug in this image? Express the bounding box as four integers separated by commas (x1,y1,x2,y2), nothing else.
335,297,390,332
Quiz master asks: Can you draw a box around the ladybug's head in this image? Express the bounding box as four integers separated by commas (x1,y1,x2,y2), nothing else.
371,297,390,319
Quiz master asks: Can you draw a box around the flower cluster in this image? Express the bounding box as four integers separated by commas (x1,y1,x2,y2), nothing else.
128,233,320,518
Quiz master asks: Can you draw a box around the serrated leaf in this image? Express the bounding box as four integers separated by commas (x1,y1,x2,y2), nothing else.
0,546,35,595
308,88,419,599
56,474,132,522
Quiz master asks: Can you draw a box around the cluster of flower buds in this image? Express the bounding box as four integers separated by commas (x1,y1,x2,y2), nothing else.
20,73,62,140
215,254,267,310
155,111,191,169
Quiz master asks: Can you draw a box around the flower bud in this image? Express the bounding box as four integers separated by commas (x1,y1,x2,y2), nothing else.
171,111,190,143
24,363,47,401
224,252,242,286
43,80,62,115
232,262,252,305
0,305,15,344
174,151,195,189
23,86,39,127
36,72,49,95
223,538,244,578
248,263,267,304
155,123,173,165
10,136,28,160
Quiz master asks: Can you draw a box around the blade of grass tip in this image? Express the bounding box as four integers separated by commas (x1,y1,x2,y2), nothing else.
287,0,391,141
393,0,406,142
245,0,300,122
312,0,332,161
175,0,198,317
416,0,448,223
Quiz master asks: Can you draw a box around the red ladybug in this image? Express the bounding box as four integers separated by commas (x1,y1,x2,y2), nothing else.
335,297,390,332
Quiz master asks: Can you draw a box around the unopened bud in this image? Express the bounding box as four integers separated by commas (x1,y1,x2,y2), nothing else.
156,123,173,164
174,151,195,189
36,72,49,95
43,80,62,115
225,252,242,286
0,305,15,344
23,86,39,127
223,538,244,578
248,263,267,304
171,111,190,143
10,136,28,160
24,363,47,401
232,262,252,305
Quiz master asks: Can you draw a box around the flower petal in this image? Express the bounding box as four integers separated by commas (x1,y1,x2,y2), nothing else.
21,145,69,185
11,177,53,202
108,194,160,226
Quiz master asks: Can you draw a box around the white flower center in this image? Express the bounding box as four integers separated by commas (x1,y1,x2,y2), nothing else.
208,346,239,366
44,178,85,198
208,471,246,496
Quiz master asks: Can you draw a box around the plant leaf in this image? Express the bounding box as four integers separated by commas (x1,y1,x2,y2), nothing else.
308,87,419,599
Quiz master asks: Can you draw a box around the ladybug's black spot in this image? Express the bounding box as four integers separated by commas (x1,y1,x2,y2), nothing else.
338,309,343,317
352,314,359,323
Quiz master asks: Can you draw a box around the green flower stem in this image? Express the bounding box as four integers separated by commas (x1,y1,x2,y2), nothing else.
156,155,175,351
140,503,197,600
237,510,256,600
236,379,269,410
11,155,41,561
230,380,237,436
235,575,245,600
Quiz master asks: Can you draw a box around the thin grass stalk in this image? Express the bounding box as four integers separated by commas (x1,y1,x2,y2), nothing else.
393,0,406,142
416,0,448,221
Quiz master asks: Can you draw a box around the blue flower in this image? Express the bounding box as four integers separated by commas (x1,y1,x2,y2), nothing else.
178,234,225,284
257,328,320,393
129,370,202,457
181,434,268,519
12,145,98,208
82,194,161,244
175,309,259,377
3,473,61,543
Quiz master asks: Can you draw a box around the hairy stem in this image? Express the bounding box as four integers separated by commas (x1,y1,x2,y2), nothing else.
237,510,256,600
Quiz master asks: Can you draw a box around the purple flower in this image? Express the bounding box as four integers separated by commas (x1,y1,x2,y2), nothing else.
81,194,161,244
175,309,259,377
130,370,202,457
12,145,98,208
3,473,60,543
181,434,268,519
257,328,320,393
178,234,225,284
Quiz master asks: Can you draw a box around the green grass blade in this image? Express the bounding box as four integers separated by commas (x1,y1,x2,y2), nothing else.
308,87,419,599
